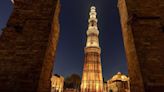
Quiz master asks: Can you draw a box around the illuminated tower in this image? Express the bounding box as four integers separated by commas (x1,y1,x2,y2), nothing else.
81,6,103,92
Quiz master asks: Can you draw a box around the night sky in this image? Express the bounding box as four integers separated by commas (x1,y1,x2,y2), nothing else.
0,0,128,80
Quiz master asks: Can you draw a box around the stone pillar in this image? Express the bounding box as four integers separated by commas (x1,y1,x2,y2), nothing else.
118,0,164,92
0,0,60,92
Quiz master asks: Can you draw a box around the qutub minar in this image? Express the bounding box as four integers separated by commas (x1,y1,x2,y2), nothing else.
81,6,104,92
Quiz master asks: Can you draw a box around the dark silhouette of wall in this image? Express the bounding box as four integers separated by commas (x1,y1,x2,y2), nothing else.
0,0,60,92
118,0,164,92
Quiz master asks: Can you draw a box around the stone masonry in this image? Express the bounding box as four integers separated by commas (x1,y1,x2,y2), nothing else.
0,0,60,92
0,0,164,92
118,0,164,92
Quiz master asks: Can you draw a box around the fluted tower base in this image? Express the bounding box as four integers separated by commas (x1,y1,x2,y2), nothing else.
81,47,103,92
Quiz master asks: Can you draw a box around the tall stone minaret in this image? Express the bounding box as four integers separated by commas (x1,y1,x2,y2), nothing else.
81,6,103,92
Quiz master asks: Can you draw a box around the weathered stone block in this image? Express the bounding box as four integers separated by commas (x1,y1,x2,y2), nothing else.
0,0,60,92
118,0,164,92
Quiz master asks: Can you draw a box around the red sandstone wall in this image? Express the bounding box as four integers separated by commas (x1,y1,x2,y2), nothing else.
118,0,164,92
0,0,60,92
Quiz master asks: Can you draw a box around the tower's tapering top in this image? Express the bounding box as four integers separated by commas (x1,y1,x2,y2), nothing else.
87,6,98,35
86,6,100,48
89,6,97,20
91,6,96,11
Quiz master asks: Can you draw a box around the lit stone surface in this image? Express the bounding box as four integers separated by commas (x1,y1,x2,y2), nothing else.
107,72,130,92
51,74,64,92
11,0,14,3
0,0,60,92
86,6,99,48
118,0,164,92
81,6,103,92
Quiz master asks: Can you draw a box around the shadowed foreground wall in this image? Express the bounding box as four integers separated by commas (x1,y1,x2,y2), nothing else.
118,0,164,92
0,0,60,92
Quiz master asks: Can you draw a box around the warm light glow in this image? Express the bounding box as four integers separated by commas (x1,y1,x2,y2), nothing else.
86,5,99,48
11,0,14,3
51,75,64,92
91,6,96,11
107,72,130,92
81,6,103,92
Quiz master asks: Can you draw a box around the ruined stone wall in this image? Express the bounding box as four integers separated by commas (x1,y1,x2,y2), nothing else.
118,0,164,92
0,0,60,92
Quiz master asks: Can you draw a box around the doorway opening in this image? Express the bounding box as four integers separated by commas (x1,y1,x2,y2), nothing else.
51,0,129,92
